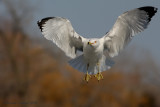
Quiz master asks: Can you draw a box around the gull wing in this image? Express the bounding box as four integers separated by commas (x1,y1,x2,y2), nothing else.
103,6,157,57
38,17,85,58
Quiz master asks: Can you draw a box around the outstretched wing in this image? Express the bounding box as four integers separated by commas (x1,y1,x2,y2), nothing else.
37,17,85,58
103,6,158,57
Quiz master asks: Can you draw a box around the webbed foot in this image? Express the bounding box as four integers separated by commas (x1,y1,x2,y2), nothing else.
84,72,91,82
95,72,103,81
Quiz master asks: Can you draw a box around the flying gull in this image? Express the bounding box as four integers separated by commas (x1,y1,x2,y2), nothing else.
37,6,158,82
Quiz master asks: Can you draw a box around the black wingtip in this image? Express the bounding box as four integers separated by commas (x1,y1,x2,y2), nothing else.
37,17,55,32
138,6,158,22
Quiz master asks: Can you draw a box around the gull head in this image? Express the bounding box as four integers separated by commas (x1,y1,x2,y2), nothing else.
87,39,99,48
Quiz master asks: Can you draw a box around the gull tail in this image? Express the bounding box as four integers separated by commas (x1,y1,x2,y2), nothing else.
68,55,115,75
68,55,98,75
68,55,87,74
99,55,115,72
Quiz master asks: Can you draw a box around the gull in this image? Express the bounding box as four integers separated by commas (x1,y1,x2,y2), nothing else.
37,6,157,82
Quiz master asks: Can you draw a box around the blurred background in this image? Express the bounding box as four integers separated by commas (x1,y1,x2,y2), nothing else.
0,0,160,107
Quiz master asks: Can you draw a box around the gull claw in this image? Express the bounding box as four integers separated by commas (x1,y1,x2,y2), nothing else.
95,72,103,81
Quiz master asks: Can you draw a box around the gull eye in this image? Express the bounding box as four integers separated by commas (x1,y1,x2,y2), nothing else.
88,42,89,45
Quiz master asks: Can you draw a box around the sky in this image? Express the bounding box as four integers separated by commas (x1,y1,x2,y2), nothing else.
33,0,160,64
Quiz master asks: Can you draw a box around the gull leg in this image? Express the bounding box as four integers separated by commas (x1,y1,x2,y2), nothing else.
95,62,103,81
84,64,91,82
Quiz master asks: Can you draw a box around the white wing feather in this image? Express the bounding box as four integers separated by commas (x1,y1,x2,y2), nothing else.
38,17,85,58
103,6,157,57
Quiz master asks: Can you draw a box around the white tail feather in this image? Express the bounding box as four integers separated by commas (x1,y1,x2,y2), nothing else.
68,55,115,75
68,55,87,73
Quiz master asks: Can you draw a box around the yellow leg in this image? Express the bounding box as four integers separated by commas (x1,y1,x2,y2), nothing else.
83,63,91,82
83,72,91,82
94,62,103,81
